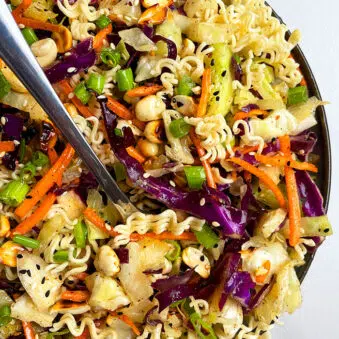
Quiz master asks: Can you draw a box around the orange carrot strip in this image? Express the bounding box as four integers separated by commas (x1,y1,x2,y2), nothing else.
126,146,146,164
61,290,90,302
196,68,211,117
14,16,64,33
22,321,35,339
12,0,32,18
233,109,268,121
127,85,163,97
254,260,271,284
15,144,74,219
110,312,141,336
289,160,318,173
279,136,301,247
11,193,57,236
59,80,94,119
93,24,112,51
83,208,118,237
189,129,216,189
107,96,134,120
75,328,90,339
0,141,15,153
228,157,286,208
48,148,58,165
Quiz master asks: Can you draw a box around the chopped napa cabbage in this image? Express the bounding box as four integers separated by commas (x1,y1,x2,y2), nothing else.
11,293,56,327
0,290,12,308
254,208,287,239
281,215,333,238
206,44,233,116
85,219,109,241
110,0,141,26
155,19,182,57
234,88,258,108
119,28,156,52
184,0,218,19
135,55,161,82
23,0,57,23
119,299,156,323
86,273,130,311
254,263,301,322
57,190,86,221
87,189,104,211
16,253,62,312
106,317,134,339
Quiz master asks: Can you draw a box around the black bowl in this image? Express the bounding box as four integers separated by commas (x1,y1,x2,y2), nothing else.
271,6,332,282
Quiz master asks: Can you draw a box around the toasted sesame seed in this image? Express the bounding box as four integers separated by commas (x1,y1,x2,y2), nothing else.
143,173,151,178
212,221,220,227
13,140,20,146
18,24,25,29
249,152,256,156
221,70,227,77
299,150,305,155
68,93,74,99
59,275,62,280
17,254,23,259
200,198,206,206
67,67,77,73
1,117,7,125
105,224,112,231
64,52,71,57
97,95,106,100
169,180,176,187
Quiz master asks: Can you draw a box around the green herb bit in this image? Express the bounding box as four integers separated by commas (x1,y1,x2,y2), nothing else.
169,118,191,138
165,240,181,261
113,163,127,182
32,151,49,167
74,219,87,249
95,15,111,29
74,82,91,104
287,86,308,106
194,224,219,249
20,162,36,182
13,235,40,249
100,48,121,68
0,71,11,99
53,250,69,263
184,166,206,190
177,75,195,96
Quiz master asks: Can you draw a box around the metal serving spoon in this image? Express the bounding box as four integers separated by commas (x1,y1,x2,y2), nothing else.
0,1,133,207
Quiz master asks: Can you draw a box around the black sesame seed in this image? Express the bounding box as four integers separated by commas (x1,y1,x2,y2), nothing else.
177,101,184,108
213,91,220,96
45,290,50,297
258,187,262,193
200,255,205,261
213,244,218,248
221,70,227,77
19,269,26,274
117,311,123,316
287,161,291,166
216,96,220,102
27,270,31,277
279,174,284,181
172,98,177,103
36,264,40,270
26,195,32,199
42,277,46,284
59,275,62,280
211,59,215,66
324,228,330,233
17,254,23,259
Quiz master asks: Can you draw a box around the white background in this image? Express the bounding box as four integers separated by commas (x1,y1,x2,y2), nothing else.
270,0,339,338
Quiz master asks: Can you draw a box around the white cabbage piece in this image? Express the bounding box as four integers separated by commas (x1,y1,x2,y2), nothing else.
57,190,86,220
106,317,134,339
16,253,62,312
135,55,161,82
110,0,141,26
86,273,130,311
254,208,287,238
11,293,56,327
184,0,218,19
120,299,156,323
119,28,156,52
254,263,302,323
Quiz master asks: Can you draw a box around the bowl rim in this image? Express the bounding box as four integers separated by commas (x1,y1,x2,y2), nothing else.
270,4,332,282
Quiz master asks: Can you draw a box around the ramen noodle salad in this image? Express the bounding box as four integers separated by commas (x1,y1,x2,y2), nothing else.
0,0,332,338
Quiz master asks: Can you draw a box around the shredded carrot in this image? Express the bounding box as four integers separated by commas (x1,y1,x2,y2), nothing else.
47,148,58,165
233,109,268,121
244,171,252,183
73,272,89,281
75,328,90,339
11,193,57,236
255,260,271,284
93,24,112,51
61,290,90,302
22,321,35,339
189,129,216,189
84,207,196,241
232,144,267,156
127,85,163,97
255,154,318,173
15,144,74,219
196,68,211,117
300,77,307,87
110,312,141,336
228,157,286,208
0,141,15,153
279,136,301,247
12,0,32,18
59,80,94,119
126,146,146,164
107,96,134,120
231,170,237,182
14,16,65,33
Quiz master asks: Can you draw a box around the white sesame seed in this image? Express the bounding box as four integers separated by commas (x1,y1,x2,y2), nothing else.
169,180,176,187
13,140,20,146
200,198,206,206
1,117,7,125
68,93,74,99
212,221,220,227
64,52,71,57
143,173,151,178
249,152,256,156
67,67,77,73
105,224,112,231
22,126,27,131
0,152,5,157
18,164,24,168
36,166,42,171
97,95,106,100
299,149,305,155
18,24,25,29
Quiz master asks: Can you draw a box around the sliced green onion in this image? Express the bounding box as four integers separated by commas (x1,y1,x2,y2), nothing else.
169,118,191,138
0,305,11,318
190,313,217,339
95,14,111,29
21,27,38,46
0,71,11,99
116,68,134,92
0,316,11,327
116,41,130,66
170,298,187,308
184,166,206,190
177,75,195,96
100,48,121,68
32,151,49,167
74,219,87,249
287,86,308,106
53,250,69,263
114,128,123,137
13,235,40,249
19,138,26,163
233,54,241,64
74,82,91,104
194,224,219,249
20,162,36,182
113,163,126,182
86,73,105,94
0,180,30,206
165,240,181,261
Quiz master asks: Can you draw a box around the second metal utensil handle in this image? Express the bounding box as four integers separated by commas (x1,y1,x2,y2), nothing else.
0,1,130,204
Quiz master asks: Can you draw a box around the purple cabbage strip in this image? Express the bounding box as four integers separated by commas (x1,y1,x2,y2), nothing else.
45,38,96,84
145,306,162,326
240,104,259,113
152,35,177,60
231,56,243,82
114,248,129,264
99,98,248,238
295,170,325,217
2,114,24,141
152,269,194,292
290,132,317,161
246,282,273,311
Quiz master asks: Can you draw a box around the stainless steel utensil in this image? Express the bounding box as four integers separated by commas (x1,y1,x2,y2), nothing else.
0,1,133,207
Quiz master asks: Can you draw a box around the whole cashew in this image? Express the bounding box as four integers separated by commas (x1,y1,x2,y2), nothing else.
31,38,58,68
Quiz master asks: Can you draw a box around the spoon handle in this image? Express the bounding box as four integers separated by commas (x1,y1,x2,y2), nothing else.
0,1,131,205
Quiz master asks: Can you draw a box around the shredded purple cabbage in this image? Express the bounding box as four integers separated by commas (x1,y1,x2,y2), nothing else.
45,38,96,84
2,114,24,141
152,35,177,60
290,132,317,161
114,248,129,264
231,56,243,82
241,104,260,113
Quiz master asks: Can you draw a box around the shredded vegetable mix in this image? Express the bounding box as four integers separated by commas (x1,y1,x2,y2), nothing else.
0,1,331,338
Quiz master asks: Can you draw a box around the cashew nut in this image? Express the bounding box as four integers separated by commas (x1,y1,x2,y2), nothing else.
135,95,166,122
137,138,160,158
52,27,73,53
144,120,165,144
31,38,58,68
